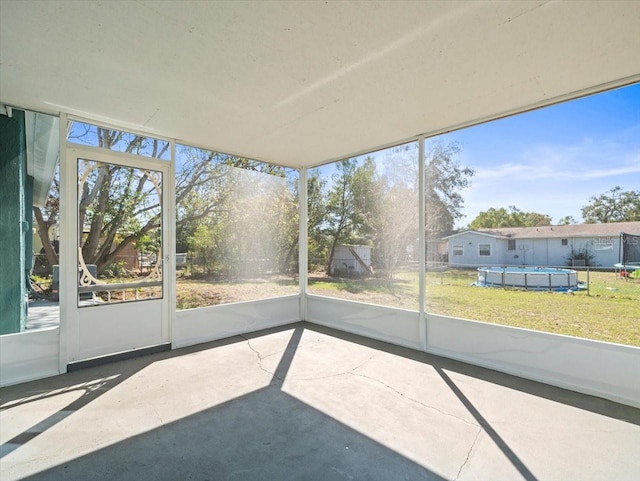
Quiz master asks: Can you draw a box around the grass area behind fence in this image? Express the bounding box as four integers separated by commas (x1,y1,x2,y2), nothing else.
426,269,640,346
307,268,640,347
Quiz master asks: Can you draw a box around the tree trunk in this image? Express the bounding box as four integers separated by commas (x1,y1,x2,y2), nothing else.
281,235,298,273
33,207,59,267
326,238,339,276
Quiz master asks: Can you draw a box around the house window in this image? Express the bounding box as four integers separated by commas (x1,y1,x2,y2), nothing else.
453,245,463,256
561,238,568,246
479,244,491,256
507,239,516,250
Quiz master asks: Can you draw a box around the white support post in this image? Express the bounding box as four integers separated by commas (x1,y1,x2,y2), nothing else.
168,139,177,347
58,112,76,370
299,167,308,321
418,135,427,351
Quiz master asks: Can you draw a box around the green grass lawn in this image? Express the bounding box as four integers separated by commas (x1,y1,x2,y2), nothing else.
309,269,640,347
173,268,639,346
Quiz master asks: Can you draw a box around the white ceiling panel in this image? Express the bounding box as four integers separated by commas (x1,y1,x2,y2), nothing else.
1,0,639,167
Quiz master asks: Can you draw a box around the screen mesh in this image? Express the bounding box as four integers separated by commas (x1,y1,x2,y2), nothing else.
622,232,640,264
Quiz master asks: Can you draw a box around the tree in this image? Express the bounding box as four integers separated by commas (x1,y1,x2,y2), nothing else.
372,181,418,282
323,158,377,275
34,123,297,279
309,141,471,277
425,141,474,240
522,212,553,226
64,125,178,274
581,186,640,223
558,215,576,225
33,170,60,269
469,206,551,229
368,149,419,281
79,161,164,274
273,173,300,274
176,149,297,278
216,166,296,278
307,171,328,270
187,224,219,275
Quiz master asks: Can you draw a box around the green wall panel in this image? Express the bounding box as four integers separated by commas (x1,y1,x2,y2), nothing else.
0,110,27,334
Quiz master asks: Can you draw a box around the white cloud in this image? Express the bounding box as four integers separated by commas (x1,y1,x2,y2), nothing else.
459,136,640,227
581,159,640,179
473,140,640,183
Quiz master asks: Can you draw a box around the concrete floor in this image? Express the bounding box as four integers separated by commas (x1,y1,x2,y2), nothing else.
26,300,60,331
1,322,639,481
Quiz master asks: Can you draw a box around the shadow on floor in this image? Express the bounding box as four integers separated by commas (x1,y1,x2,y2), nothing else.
2,321,639,481
20,386,448,481
302,323,640,427
0,335,245,459
3,325,446,480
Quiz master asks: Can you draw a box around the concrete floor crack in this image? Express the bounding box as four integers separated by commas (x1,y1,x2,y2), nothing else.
455,428,481,480
238,335,281,382
282,353,377,381
349,353,377,373
148,403,165,426
347,371,479,427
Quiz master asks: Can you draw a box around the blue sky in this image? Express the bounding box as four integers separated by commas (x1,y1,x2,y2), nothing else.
436,82,640,227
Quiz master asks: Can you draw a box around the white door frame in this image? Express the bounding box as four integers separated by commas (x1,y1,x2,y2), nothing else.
61,144,172,364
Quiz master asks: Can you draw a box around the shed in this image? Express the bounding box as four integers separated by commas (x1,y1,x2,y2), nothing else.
330,244,372,276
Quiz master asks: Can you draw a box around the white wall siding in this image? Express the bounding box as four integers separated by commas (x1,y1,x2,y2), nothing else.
0,328,60,387
307,295,422,351
589,236,622,267
548,238,572,266
173,296,300,349
448,233,625,268
426,314,640,408
448,233,499,266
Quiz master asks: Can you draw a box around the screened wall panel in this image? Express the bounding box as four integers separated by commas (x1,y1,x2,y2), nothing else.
307,142,420,310
175,145,298,309
424,84,640,347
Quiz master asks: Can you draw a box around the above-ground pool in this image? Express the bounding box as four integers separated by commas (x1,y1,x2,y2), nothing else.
614,262,640,279
476,266,580,290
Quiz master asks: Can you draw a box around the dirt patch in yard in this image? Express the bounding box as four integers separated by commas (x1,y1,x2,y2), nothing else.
176,276,298,309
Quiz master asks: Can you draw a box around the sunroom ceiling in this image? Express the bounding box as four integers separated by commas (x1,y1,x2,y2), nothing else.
1,1,639,168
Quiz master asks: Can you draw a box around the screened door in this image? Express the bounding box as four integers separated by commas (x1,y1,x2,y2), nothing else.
69,147,170,362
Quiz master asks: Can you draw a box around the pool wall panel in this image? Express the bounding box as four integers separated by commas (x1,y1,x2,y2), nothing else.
480,267,577,289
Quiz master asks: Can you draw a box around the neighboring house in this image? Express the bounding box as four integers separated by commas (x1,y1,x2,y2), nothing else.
426,239,449,264
444,222,640,268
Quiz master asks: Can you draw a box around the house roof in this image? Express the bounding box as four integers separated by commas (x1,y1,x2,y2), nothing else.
25,112,59,207
1,1,639,168
445,222,640,240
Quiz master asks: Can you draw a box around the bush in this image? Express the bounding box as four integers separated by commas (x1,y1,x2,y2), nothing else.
565,246,597,267
101,261,127,278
